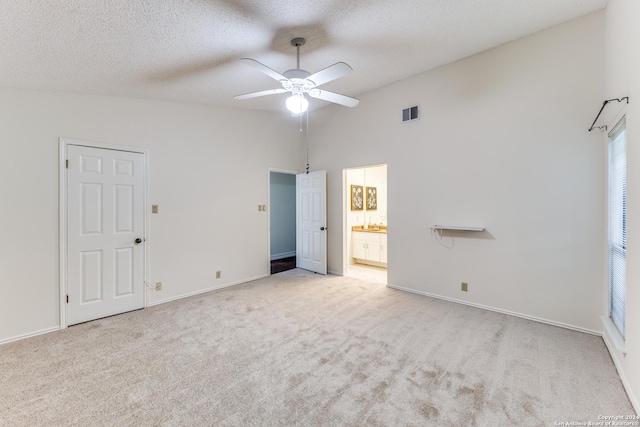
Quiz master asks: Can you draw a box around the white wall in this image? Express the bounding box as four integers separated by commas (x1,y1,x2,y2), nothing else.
311,12,606,332
269,172,296,260
0,88,301,343
603,0,640,412
363,165,388,227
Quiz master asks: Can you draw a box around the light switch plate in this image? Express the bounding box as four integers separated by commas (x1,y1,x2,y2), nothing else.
152,205,159,214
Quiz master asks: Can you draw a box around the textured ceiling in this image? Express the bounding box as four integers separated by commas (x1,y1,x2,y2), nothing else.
0,0,607,113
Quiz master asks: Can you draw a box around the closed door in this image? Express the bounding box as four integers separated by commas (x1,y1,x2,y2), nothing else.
296,171,327,274
66,145,145,325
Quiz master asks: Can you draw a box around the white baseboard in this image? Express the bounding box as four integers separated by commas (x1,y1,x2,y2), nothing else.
148,274,270,307
270,251,296,261
386,284,601,336
0,326,60,346
352,259,387,268
1,275,270,345
601,321,640,414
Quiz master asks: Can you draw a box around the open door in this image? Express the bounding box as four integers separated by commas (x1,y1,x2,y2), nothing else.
296,170,327,274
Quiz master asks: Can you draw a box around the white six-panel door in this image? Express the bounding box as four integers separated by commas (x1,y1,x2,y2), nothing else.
66,145,145,325
296,171,327,274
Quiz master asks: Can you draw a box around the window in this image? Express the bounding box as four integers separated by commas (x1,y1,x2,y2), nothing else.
608,116,627,337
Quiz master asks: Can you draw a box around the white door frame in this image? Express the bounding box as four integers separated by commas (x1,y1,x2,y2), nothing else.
59,138,150,329
342,168,349,276
267,167,298,268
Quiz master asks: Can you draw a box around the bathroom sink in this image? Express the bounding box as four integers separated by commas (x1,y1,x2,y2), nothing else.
352,225,387,233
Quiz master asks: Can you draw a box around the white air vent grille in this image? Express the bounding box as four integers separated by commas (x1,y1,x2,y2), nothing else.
402,105,419,122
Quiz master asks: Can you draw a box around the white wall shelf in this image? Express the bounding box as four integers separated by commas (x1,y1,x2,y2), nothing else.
430,225,485,232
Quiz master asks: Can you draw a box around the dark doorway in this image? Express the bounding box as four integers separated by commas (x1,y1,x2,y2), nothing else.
269,171,296,274
271,256,296,274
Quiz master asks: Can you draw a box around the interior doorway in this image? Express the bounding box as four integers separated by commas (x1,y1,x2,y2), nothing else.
269,170,297,274
343,165,388,284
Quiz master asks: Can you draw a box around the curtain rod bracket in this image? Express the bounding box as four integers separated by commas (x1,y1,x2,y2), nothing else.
589,97,629,132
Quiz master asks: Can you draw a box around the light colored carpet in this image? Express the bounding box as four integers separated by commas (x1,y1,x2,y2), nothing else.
0,269,634,426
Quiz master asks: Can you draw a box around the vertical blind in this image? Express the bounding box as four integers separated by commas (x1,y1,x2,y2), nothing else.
609,117,627,337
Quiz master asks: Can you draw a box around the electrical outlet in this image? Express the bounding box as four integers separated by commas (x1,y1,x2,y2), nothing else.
155,282,162,291
461,282,468,292
216,271,221,279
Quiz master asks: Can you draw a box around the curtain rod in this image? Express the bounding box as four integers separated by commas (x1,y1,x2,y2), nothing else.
588,97,629,132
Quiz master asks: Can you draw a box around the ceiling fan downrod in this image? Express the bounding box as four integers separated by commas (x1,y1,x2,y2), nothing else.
291,37,305,70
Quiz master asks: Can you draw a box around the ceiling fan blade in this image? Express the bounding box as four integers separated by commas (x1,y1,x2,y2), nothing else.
240,58,289,82
306,62,353,87
234,88,287,100
308,89,359,107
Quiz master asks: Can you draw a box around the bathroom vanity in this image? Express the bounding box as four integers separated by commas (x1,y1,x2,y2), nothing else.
352,225,387,267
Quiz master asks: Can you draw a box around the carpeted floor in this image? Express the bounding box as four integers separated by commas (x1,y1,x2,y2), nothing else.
270,256,296,274
0,270,635,426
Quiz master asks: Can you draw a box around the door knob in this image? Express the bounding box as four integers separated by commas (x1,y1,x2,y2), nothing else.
135,238,142,244
320,227,326,231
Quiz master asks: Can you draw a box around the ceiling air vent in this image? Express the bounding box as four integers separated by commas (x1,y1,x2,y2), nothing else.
402,105,419,123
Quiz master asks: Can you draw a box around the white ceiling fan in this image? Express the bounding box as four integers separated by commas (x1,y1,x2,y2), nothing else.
234,38,359,115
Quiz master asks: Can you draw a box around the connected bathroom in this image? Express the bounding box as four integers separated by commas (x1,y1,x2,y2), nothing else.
344,164,388,284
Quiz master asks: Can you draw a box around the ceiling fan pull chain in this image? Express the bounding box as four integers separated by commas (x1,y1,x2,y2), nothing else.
306,109,310,174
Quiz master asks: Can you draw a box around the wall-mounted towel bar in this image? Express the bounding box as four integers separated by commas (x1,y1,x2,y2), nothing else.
430,225,485,232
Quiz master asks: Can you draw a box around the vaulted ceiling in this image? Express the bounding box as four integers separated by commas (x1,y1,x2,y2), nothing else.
0,0,607,114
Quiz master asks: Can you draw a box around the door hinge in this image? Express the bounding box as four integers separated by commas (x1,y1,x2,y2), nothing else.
65,159,68,169
66,295,69,303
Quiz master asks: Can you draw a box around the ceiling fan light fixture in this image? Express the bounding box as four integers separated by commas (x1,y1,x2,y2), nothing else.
235,37,359,112
286,93,308,114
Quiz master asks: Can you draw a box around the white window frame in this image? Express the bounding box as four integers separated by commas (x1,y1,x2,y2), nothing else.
608,116,627,338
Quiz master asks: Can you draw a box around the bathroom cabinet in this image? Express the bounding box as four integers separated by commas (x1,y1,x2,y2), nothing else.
352,231,387,266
